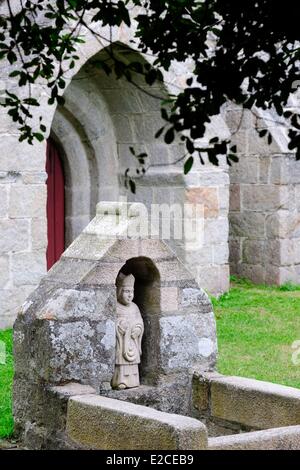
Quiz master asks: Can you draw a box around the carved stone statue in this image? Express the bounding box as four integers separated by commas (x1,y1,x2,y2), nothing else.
111,273,144,390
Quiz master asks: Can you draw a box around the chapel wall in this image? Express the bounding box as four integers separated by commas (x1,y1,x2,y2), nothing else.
0,83,48,329
0,27,231,329
226,106,300,285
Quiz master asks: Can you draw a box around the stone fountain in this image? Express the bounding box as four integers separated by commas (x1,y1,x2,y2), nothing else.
13,202,300,450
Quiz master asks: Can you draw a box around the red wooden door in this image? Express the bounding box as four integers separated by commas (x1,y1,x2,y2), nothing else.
46,139,65,270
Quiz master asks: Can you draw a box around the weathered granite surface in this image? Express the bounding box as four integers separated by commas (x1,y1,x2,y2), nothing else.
67,395,208,450
13,202,217,449
208,425,300,450
192,372,300,437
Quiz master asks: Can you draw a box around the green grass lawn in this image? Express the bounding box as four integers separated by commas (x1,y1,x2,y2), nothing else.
0,329,14,439
1,278,300,438
213,278,300,389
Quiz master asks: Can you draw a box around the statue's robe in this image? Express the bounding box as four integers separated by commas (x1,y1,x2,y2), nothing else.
111,301,144,389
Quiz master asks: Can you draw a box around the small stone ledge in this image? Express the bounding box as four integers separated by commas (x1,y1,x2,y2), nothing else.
50,382,97,398
211,376,300,429
101,376,193,415
208,425,300,450
193,373,300,431
66,394,208,450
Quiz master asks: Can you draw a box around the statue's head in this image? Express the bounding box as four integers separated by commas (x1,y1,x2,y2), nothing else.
116,273,135,306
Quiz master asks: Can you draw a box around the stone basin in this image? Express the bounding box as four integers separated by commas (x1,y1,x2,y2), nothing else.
46,372,300,450
12,202,300,450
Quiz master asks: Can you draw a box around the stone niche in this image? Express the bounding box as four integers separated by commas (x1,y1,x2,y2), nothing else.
13,202,217,449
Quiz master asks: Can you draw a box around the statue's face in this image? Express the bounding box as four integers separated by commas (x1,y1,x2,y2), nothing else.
119,287,134,306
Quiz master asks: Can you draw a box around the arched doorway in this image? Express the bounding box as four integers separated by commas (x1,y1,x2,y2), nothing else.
49,43,171,250
46,138,65,270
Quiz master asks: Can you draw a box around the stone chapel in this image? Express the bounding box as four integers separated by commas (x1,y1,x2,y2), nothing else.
1,12,300,329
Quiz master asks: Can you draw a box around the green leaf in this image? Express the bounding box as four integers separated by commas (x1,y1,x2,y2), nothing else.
186,139,194,154
228,153,239,162
6,91,18,100
137,153,148,159
33,132,44,142
7,51,17,64
56,96,65,105
184,156,194,174
145,69,157,85
129,179,136,194
9,70,20,78
267,133,272,145
155,126,165,139
67,0,79,8
161,108,168,121
58,79,66,89
258,129,268,138
164,127,175,144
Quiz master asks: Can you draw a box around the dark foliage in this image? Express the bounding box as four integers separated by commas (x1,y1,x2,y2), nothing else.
0,0,300,178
